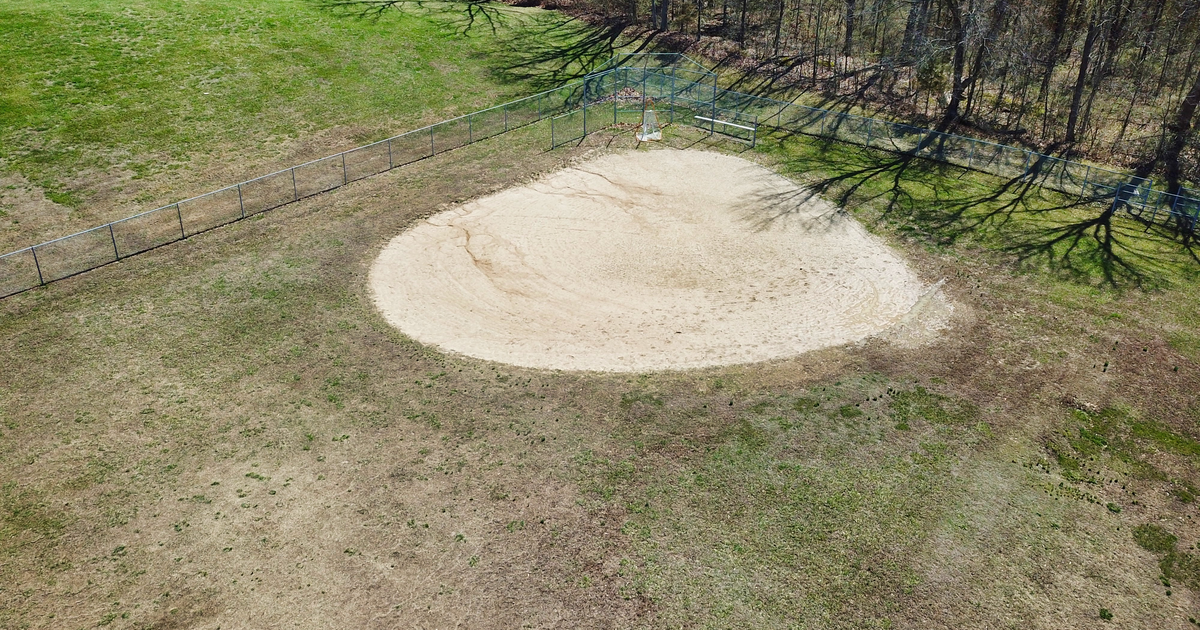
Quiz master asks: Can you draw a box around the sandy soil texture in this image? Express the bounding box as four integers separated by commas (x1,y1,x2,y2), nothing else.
370,149,945,371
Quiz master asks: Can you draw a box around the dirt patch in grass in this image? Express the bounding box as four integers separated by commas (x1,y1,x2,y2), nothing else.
371,148,948,371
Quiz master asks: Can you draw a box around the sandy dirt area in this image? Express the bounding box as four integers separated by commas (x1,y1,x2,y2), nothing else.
370,149,945,371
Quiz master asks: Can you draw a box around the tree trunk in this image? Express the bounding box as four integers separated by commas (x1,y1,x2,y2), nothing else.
738,0,747,44
843,0,856,57
1036,0,1072,134
774,0,787,55
1162,69,1200,193
939,0,967,128
1137,0,1165,64
1079,33,1110,145
964,0,1009,118
901,0,930,63
1101,0,1127,77
813,0,824,83
1112,69,1143,150
1066,19,1100,143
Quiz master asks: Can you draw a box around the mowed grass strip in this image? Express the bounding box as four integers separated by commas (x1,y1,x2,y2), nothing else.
0,0,540,251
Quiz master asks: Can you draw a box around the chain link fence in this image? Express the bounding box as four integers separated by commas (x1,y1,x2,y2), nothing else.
0,79,594,299
554,58,1200,236
5,53,1198,300
551,64,760,147
759,100,1200,232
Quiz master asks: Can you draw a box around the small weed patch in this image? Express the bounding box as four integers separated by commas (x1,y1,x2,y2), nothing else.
1133,524,1177,554
889,386,978,426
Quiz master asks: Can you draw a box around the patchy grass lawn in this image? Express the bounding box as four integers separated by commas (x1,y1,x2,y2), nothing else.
0,0,540,252
2,113,1200,630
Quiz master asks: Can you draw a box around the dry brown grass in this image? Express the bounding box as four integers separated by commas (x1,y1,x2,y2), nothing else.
2,123,1200,629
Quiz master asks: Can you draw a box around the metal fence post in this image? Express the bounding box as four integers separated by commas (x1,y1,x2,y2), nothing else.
967,140,976,169
1022,151,1031,178
669,68,677,124
388,139,394,169
237,184,245,218
341,153,348,184
430,126,435,156
711,78,717,135
642,69,647,111
1082,165,1092,196
30,246,44,285
109,224,119,260
176,203,185,239
865,118,873,146
1146,193,1162,225
503,105,508,133
468,115,473,144
292,168,298,200
582,79,589,136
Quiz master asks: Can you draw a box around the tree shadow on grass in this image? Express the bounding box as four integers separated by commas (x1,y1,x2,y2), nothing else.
312,1,670,92
487,14,664,91
760,130,1200,289
309,0,510,34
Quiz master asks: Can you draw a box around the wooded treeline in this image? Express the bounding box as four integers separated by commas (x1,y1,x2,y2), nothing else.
567,0,1200,190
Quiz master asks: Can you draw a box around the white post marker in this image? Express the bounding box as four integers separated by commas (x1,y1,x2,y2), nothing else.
637,100,662,142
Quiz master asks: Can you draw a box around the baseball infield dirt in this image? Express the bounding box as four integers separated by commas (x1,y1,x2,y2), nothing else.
370,149,947,371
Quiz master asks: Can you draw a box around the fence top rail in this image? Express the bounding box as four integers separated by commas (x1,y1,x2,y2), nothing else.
0,247,34,260
348,137,391,152
29,222,116,249
694,116,757,131
105,184,241,228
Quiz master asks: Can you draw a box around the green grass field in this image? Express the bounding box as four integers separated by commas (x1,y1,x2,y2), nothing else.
0,0,534,253
4,3,1200,629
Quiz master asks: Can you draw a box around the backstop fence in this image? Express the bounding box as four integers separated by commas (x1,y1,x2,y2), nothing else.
2,53,1198,300
552,59,1200,235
